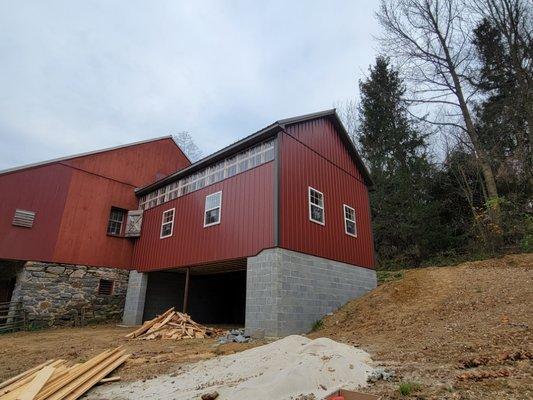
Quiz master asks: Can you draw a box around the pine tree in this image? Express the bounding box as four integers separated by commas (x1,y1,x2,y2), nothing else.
358,57,445,267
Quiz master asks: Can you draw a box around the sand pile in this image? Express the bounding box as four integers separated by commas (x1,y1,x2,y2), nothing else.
86,335,375,400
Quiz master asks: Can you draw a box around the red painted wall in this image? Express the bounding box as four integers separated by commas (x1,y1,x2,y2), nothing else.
279,118,375,269
0,164,72,262
0,138,190,268
64,137,190,187
52,169,138,268
132,162,274,271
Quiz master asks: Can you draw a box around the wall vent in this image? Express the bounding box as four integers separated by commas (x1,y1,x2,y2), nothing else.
98,279,114,295
12,209,36,228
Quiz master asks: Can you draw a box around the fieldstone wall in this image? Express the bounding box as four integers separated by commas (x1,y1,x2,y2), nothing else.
11,261,129,328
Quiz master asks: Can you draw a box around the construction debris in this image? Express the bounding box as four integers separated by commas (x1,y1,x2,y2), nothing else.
0,347,129,400
218,329,250,344
125,308,225,341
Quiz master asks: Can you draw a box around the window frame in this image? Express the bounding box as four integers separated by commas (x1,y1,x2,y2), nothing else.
343,204,357,237
204,191,222,228
308,186,325,225
160,208,175,239
106,207,127,237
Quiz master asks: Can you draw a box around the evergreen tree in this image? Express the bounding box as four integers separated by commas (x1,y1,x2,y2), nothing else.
357,57,446,267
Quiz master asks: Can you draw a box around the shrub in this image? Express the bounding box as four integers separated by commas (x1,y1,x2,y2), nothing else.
311,319,323,332
398,381,421,396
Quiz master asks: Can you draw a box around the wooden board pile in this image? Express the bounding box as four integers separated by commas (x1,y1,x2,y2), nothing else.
0,347,128,400
125,307,225,340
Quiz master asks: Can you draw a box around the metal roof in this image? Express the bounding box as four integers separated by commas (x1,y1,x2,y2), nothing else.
0,135,187,176
136,109,372,196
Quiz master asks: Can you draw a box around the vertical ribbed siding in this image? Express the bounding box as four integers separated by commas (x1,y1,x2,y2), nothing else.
279,118,375,269
132,162,275,271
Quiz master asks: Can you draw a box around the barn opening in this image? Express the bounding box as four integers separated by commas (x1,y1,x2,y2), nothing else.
142,258,247,326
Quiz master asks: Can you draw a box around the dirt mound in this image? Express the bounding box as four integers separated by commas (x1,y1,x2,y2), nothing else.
311,253,533,399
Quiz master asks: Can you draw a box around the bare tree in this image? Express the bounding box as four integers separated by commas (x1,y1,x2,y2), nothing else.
335,99,359,144
377,0,502,224
173,131,203,162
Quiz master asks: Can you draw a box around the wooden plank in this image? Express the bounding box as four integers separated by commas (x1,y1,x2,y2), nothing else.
34,349,120,400
0,361,66,397
42,350,126,400
17,366,55,400
62,355,130,400
46,351,130,400
0,360,56,391
125,308,174,339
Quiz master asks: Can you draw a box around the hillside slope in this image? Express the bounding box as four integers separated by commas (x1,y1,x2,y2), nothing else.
311,254,532,399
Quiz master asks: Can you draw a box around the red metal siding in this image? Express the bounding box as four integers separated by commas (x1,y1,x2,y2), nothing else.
285,118,364,181
279,119,375,269
0,164,72,262
52,169,137,268
132,163,275,271
64,138,190,187
0,138,189,268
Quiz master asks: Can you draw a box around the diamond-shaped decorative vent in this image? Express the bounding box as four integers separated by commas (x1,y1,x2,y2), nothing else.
12,209,35,228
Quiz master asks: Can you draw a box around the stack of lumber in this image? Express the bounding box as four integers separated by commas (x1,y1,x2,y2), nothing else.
125,307,225,340
0,347,129,400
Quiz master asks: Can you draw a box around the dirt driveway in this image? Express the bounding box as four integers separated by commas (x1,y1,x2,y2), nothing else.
0,324,262,383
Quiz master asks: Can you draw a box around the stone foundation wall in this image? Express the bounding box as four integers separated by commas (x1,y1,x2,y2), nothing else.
12,262,129,328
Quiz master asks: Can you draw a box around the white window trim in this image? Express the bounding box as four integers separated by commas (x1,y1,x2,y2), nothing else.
160,208,175,239
308,186,325,225
343,204,357,237
204,191,222,228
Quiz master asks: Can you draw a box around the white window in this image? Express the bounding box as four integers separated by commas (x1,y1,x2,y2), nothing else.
160,208,175,238
107,208,126,236
204,191,222,227
344,204,357,237
308,187,325,225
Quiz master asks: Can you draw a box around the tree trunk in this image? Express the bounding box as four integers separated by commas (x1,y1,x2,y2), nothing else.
434,22,502,227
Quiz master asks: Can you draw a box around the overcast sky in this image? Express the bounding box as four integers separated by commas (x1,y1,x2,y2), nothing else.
0,1,381,170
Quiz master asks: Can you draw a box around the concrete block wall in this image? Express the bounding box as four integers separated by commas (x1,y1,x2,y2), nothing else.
122,270,148,326
246,248,377,337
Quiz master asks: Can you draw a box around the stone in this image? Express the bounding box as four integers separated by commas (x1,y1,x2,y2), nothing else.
46,266,65,274
69,270,86,279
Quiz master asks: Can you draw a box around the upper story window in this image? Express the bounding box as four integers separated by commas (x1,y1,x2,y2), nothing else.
139,139,275,211
107,208,126,236
160,208,175,238
308,187,325,225
344,204,357,237
204,191,222,227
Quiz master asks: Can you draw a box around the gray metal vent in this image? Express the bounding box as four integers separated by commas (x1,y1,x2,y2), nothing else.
12,209,36,228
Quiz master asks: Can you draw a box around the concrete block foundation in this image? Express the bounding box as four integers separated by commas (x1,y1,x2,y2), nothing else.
245,248,376,337
122,270,148,326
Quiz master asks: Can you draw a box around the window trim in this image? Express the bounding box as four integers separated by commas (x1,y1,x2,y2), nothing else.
106,207,127,237
343,204,357,237
308,186,325,225
160,208,175,239
204,191,222,228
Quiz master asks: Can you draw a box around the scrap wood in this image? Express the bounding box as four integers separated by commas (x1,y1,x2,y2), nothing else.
0,347,129,400
125,308,225,341
98,376,120,384
125,308,175,339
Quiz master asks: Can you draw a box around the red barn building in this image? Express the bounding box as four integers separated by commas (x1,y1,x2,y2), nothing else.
0,110,376,336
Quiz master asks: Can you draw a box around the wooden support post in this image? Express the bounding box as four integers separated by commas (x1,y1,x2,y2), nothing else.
182,267,190,313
